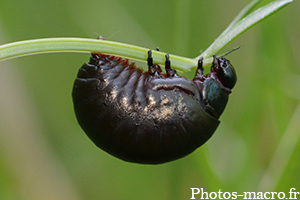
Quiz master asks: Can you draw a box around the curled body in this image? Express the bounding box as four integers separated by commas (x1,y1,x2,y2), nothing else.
72,51,236,164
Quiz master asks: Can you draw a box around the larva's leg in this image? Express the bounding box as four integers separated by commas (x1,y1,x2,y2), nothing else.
211,55,218,71
165,54,178,78
194,58,205,81
147,50,162,78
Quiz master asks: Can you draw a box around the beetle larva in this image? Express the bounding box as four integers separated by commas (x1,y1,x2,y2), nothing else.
72,49,236,164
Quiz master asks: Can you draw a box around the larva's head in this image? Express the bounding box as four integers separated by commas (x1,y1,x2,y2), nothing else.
211,55,237,89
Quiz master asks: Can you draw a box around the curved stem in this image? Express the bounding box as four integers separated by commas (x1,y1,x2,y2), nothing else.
223,0,262,33
0,0,293,72
0,37,197,72
197,0,292,60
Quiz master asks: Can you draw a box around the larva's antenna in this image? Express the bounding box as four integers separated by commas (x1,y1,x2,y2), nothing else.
219,46,241,57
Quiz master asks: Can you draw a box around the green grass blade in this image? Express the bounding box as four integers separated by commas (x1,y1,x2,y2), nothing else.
224,0,262,33
197,0,293,60
0,1,293,71
0,38,196,72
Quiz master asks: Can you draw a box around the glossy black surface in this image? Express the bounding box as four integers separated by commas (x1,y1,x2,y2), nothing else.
72,52,236,164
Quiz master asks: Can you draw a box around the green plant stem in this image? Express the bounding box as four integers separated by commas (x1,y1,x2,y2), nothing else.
0,38,197,72
197,0,292,60
224,0,262,32
0,0,293,72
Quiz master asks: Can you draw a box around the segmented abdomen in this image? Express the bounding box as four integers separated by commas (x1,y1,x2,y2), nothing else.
72,54,220,164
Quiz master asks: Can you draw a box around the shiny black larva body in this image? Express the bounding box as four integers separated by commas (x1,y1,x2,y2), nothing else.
72,50,237,164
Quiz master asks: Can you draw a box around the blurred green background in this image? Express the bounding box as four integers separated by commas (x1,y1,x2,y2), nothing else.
0,0,299,199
